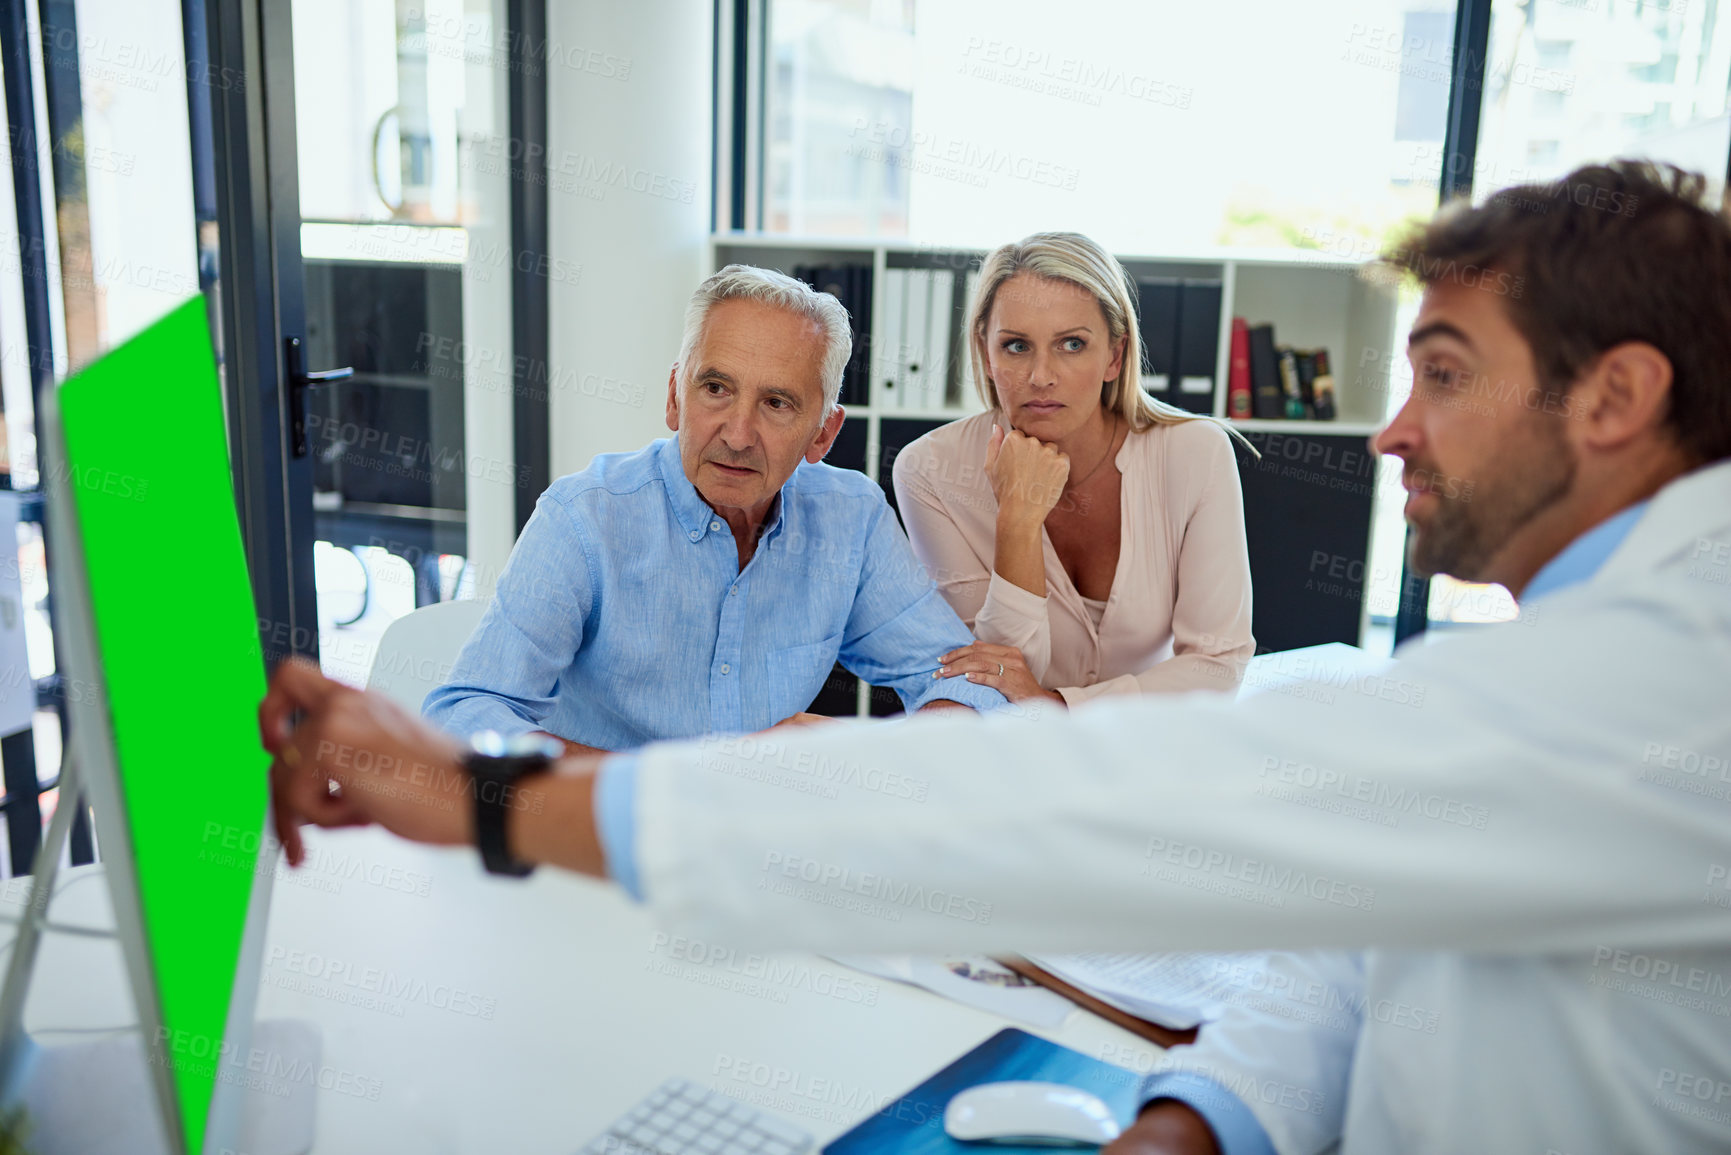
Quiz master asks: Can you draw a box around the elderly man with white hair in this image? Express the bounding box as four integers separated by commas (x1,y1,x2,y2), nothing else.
425,265,1003,776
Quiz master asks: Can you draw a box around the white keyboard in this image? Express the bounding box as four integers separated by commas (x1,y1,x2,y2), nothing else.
579,1077,816,1155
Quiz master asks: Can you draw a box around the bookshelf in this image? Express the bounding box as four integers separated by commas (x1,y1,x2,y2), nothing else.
710,234,1400,715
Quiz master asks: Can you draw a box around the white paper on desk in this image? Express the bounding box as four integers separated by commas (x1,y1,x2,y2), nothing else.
1240,642,1394,702
1024,952,1269,1031
827,955,1074,1029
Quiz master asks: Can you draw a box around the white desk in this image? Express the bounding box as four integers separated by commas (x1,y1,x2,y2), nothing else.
18,827,1165,1154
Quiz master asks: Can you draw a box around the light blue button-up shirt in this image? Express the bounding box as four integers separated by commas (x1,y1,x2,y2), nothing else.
424,437,1002,748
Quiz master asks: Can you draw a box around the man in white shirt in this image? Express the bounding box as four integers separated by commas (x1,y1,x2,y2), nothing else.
262,160,1731,1154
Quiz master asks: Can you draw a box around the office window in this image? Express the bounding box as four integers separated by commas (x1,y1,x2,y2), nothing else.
766,0,916,234
1395,10,1454,142
1474,0,1730,200
1420,0,1731,631
763,0,1458,255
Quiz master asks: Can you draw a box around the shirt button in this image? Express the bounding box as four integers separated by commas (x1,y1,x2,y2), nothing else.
720,663,731,674
688,529,700,541
710,520,722,532
729,586,738,596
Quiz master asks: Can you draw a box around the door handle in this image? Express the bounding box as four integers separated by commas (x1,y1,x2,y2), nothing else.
285,335,353,458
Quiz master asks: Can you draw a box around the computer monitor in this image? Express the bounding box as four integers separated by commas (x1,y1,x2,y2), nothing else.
0,297,282,1155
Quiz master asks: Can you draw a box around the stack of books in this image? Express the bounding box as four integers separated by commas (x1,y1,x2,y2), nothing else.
1227,316,1337,421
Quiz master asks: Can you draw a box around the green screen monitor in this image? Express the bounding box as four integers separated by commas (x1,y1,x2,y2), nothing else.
1,297,278,1155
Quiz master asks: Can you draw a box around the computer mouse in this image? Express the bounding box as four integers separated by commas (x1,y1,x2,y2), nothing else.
943,1080,1123,1146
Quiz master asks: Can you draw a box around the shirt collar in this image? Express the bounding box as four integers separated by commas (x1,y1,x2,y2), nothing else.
655,435,793,545
1522,501,1650,602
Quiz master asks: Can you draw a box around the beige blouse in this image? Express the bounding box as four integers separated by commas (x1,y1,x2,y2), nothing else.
891,411,1255,706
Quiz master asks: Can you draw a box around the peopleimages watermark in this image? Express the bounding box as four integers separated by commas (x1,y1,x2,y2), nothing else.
1638,741,1731,803
711,1054,935,1129
198,821,434,899
310,737,546,819
758,851,994,925
46,27,246,95
1353,351,1593,426
1688,536,1731,588
1208,956,1440,1034
1300,546,1537,625
466,135,697,204
154,1027,383,1102
25,456,151,503
1094,1048,1328,1116
1655,1066,1731,1127
699,734,930,803
1256,756,1490,831
413,332,649,408
265,946,498,1020
1141,836,1377,911
1588,947,1731,1018
302,411,530,490
1703,863,1731,910
1241,431,1378,498
646,933,881,1008
407,7,632,80
846,119,1080,192
1228,647,1430,710
956,37,1193,110
1342,23,1574,94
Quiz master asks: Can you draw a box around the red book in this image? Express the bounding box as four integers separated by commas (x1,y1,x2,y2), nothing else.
1227,317,1252,419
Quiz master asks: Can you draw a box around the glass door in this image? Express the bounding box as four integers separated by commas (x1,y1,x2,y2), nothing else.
0,0,214,874
0,0,531,878
287,0,518,686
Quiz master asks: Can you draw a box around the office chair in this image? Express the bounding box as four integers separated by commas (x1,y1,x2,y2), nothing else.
364,598,486,715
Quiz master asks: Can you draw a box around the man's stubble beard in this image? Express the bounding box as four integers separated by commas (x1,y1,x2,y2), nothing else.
1407,414,1577,583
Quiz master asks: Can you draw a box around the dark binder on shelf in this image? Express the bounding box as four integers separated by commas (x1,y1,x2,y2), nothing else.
1136,277,1181,397
1172,278,1223,414
1247,323,1284,419
795,264,872,407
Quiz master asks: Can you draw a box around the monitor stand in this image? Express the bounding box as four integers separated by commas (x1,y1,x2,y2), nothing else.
0,747,315,1154
20,1019,319,1155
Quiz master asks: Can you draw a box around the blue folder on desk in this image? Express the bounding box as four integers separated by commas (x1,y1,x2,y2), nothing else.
823,1028,1143,1153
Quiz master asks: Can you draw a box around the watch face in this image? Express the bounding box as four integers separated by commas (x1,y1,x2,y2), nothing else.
469,730,564,762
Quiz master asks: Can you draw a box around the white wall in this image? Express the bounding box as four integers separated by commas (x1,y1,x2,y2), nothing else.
461,0,517,598
546,0,713,480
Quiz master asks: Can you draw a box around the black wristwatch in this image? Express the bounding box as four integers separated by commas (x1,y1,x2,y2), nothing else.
465,731,562,877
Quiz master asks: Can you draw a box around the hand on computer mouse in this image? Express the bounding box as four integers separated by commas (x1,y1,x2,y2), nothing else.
260,657,470,864
1101,1101,1221,1155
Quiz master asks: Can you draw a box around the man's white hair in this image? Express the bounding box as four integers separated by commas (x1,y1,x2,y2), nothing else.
675,264,852,413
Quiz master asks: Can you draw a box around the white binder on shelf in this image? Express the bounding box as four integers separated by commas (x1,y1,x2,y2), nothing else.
900,269,932,413
963,267,982,322
925,269,955,411
960,267,984,411
876,268,906,411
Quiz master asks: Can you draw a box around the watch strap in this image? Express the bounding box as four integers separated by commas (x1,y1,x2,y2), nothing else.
465,734,559,876
471,758,535,877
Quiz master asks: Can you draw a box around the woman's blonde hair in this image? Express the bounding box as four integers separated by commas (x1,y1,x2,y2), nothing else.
966,231,1229,438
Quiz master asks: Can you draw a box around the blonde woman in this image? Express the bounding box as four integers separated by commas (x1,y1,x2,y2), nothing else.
892,232,1254,707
